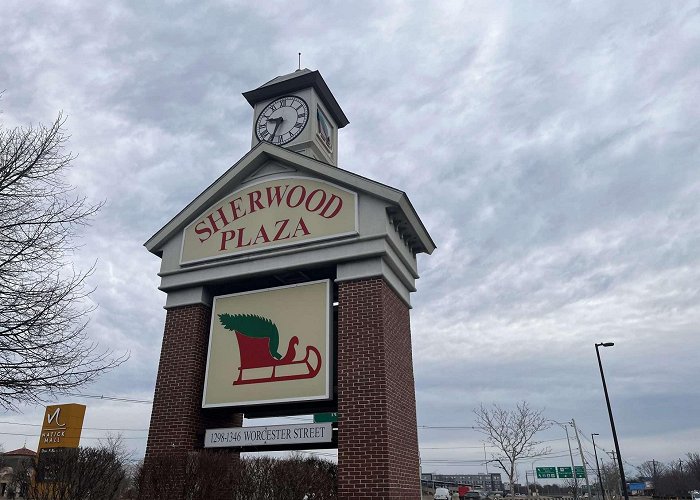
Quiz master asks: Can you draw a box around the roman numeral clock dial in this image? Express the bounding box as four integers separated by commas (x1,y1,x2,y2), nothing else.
255,95,309,146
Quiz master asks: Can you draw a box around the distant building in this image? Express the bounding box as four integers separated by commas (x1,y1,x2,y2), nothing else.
422,472,503,491
0,447,36,499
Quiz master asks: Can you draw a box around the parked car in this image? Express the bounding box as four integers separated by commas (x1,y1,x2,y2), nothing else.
434,487,451,500
465,492,482,500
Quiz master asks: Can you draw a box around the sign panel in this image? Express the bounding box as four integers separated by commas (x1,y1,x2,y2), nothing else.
575,466,586,478
204,423,332,448
202,280,331,408
536,467,557,479
313,412,338,423
37,404,86,451
557,467,573,478
181,177,358,264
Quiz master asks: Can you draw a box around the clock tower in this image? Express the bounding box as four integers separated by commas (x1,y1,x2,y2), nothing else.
243,68,348,166
144,67,434,499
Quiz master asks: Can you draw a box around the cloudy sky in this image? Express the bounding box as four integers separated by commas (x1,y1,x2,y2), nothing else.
1,0,699,481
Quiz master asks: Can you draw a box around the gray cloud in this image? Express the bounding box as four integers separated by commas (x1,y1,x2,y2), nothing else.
1,0,698,473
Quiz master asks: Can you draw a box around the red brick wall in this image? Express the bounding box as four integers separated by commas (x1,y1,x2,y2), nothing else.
337,277,420,499
145,303,242,459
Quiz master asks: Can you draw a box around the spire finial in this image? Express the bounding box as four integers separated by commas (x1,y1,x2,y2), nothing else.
298,52,301,71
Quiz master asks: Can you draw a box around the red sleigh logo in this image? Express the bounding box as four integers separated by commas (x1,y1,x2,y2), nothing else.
218,313,322,385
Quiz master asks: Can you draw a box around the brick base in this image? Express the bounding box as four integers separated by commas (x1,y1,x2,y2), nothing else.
145,304,241,460
146,279,421,498
337,277,420,499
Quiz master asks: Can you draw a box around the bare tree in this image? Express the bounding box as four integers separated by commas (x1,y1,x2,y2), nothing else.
135,452,337,499
687,452,700,487
637,460,661,479
0,113,125,409
12,444,127,500
473,401,550,497
599,460,621,500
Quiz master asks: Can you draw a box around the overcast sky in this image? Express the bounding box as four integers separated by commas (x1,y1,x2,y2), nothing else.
1,0,699,482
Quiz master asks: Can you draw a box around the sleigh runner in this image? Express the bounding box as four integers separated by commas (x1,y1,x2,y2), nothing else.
219,313,322,386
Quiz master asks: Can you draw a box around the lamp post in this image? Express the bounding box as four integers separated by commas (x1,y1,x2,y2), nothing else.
591,433,605,500
551,421,578,499
595,342,629,500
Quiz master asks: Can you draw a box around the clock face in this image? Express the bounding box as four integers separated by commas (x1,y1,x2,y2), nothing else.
255,95,309,146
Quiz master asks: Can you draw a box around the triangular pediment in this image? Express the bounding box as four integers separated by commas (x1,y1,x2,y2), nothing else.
144,142,434,258
242,161,297,184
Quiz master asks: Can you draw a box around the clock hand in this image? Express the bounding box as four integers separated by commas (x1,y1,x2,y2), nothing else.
269,117,283,141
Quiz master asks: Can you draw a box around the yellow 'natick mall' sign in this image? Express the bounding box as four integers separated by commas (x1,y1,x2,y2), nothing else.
202,280,331,408
181,177,357,264
37,403,86,451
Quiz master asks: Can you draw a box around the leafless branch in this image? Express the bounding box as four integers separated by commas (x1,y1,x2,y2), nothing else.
474,401,550,496
0,113,124,409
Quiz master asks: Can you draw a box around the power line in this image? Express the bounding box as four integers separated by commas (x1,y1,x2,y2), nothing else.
422,445,497,450
422,460,495,464
0,431,146,440
418,426,478,430
61,392,152,404
0,420,147,432
537,437,571,444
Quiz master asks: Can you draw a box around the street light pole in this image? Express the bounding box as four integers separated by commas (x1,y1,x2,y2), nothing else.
591,433,605,500
595,342,629,500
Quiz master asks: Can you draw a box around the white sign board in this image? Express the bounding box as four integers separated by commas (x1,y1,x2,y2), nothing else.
204,422,333,448
202,280,332,408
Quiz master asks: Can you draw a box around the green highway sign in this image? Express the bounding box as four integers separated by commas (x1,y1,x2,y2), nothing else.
313,412,338,423
536,466,585,479
536,467,557,479
557,466,573,478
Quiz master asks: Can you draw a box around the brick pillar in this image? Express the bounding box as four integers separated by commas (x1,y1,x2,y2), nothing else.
337,277,421,499
145,303,242,459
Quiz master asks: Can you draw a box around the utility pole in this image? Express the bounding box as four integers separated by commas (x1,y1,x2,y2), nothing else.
551,421,579,499
571,419,593,499
606,452,621,499
563,423,579,499
591,433,605,500
485,443,489,474
526,469,531,498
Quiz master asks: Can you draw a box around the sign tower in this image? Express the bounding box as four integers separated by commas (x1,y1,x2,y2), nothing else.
144,69,435,498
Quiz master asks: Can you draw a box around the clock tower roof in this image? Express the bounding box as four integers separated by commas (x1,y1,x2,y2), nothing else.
243,69,349,129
